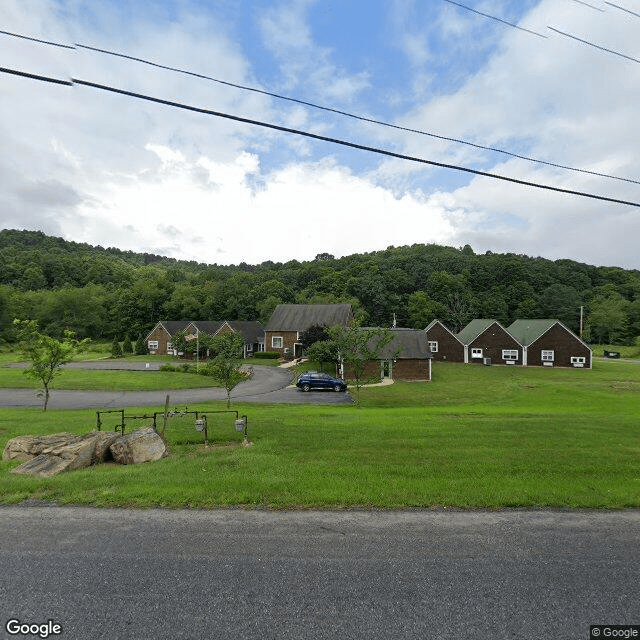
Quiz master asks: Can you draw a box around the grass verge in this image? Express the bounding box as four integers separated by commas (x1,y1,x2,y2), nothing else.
0,360,638,509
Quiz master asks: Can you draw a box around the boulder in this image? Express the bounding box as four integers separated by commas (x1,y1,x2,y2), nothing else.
11,453,77,477
109,426,167,465
3,433,82,462
9,431,122,477
85,430,121,463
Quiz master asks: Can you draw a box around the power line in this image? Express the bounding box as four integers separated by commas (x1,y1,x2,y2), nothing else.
0,29,75,49
548,26,640,63
604,1,640,18
441,0,547,37
2,64,639,208
1,28,637,186
571,0,605,11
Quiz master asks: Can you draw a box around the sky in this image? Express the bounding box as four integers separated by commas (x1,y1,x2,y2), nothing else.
1,0,639,268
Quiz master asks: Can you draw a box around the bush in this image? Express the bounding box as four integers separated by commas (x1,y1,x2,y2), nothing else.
111,337,123,358
122,335,133,354
254,352,280,360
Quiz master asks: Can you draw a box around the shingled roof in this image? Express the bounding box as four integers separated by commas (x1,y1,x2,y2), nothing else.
377,329,433,359
265,304,353,331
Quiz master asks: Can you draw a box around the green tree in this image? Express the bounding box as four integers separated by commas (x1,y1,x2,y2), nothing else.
407,292,446,329
586,293,630,344
326,323,394,405
134,334,148,355
111,336,123,358
122,335,133,354
206,332,247,408
13,319,89,411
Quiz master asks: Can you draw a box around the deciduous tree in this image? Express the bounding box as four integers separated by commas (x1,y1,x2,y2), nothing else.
13,319,89,411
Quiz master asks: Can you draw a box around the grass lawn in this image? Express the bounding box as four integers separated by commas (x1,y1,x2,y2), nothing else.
0,367,222,391
0,360,638,509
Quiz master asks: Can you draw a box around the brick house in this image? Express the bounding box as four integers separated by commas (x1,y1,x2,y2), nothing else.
507,319,592,368
457,319,523,365
265,304,354,358
145,320,264,358
342,328,433,382
145,321,191,355
424,319,465,363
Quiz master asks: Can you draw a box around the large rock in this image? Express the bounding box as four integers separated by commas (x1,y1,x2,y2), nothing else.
3,433,82,462
11,453,78,477
8,430,122,477
109,426,167,465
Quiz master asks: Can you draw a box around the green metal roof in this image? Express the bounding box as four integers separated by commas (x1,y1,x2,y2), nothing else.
456,319,499,345
507,319,559,346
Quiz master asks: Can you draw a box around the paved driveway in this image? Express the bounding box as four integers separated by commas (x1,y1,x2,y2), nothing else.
0,362,352,408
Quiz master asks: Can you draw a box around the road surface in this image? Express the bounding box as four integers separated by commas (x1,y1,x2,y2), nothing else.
0,363,352,408
0,506,638,639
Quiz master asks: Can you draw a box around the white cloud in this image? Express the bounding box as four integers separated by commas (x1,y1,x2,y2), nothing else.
0,0,638,270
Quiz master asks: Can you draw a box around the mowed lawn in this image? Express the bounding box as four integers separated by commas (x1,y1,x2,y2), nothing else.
0,359,638,509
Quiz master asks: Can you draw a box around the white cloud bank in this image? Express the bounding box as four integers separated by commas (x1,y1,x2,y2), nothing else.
0,0,639,268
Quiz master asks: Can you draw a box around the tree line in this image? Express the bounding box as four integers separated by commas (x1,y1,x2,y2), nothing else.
1,229,639,345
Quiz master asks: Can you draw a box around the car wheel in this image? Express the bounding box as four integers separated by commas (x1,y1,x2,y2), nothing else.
302,384,310,392
334,384,342,392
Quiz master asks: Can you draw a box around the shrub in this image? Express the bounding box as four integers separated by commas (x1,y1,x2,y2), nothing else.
254,352,280,359
111,337,123,358
122,335,133,354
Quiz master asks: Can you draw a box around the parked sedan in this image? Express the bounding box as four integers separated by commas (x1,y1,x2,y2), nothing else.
296,372,348,392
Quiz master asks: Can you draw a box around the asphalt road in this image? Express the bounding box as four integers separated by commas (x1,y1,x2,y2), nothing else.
0,506,638,639
0,363,353,408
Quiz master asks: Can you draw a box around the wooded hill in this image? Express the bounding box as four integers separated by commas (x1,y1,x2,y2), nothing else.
1,229,639,345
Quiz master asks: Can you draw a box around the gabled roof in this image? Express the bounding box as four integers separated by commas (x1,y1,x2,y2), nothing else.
425,319,464,343
378,328,433,359
507,319,560,346
457,319,500,345
265,304,353,331
190,321,224,335
147,321,191,339
224,321,265,344
507,319,591,353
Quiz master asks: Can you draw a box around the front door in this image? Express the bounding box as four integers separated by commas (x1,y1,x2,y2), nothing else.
381,360,392,379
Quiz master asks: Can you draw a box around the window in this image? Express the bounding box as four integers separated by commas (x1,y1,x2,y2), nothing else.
571,356,586,365
428,341,438,353
246,343,253,352
541,350,554,361
471,348,483,358
272,336,283,349
502,349,518,360
148,340,159,350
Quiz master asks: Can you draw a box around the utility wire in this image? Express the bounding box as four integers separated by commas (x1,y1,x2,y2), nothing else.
604,1,640,18
0,29,75,49
441,0,547,37
548,26,640,63
571,0,605,11
1,65,638,208
1,29,636,186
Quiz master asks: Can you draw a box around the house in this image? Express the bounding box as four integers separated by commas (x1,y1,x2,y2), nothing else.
424,319,465,363
145,321,191,355
145,320,264,358
457,319,523,365
507,319,592,368
265,304,354,358
348,328,432,381
213,320,265,358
